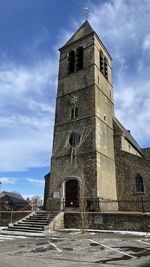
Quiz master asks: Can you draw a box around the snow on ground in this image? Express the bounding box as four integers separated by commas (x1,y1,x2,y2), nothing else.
0,227,149,238
0,227,28,240
61,228,150,237
87,229,150,237
0,235,27,241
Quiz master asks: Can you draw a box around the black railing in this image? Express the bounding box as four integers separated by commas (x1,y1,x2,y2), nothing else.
0,201,33,226
0,198,150,226
48,197,150,213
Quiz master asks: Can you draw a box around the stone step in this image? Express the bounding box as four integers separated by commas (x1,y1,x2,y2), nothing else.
5,210,58,234
8,225,44,231
35,214,48,216
35,218,47,220
36,213,48,215
18,222,48,226
26,216,48,219
7,227,43,233
9,224,44,230
27,216,48,219
25,217,48,220
24,219,48,223
32,214,48,218
33,215,48,218
26,218,48,220
14,224,45,229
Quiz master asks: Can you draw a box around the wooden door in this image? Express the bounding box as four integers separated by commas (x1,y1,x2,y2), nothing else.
65,179,79,207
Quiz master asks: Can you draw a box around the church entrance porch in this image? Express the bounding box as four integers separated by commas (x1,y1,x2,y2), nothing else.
65,178,80,208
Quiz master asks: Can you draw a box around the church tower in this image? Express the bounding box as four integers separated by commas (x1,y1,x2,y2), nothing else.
45,21,118,212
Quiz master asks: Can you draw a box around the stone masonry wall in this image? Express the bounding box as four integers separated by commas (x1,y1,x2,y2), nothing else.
115,150,150,212
64,212,150,232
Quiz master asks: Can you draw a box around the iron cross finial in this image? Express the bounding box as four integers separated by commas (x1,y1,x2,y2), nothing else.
84,7,89,20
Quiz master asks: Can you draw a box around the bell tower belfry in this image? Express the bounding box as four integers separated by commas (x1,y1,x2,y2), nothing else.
45,21,118,211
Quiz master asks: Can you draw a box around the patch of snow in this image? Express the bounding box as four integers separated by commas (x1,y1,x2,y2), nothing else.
70,231,82,235
87,229,150,237
60,228,150,237
0,234,27,240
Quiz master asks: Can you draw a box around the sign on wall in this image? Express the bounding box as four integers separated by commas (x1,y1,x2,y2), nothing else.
53,192,60,198
94,215,103,224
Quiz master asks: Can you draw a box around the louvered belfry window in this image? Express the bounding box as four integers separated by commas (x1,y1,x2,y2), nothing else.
68,50,75,74
76,46,83,71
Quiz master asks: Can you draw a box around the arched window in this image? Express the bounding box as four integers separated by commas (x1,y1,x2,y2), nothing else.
100,50,104,73
104,57,108,79
76,46,83,71
69,132,80,148
68,50,75,74
135,174,144,193
71,107,78,119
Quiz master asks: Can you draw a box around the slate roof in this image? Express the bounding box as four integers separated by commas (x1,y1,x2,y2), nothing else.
64,20,94,47
0,191,27,205
113,117,144,156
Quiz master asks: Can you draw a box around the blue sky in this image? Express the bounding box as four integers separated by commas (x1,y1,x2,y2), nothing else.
0,0,150,200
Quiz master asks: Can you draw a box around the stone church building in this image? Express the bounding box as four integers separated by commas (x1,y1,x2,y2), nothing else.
44,21,150,213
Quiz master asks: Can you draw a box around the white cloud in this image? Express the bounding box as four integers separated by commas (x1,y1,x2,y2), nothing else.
1,0,150,174
0,58,56,171
27,178,44,186
28,100,55,113
0,177,17,185
0,59,57,100
142,34,150,50
89,0,150,147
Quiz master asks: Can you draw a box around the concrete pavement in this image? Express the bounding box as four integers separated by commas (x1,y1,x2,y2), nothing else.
0,231,149,267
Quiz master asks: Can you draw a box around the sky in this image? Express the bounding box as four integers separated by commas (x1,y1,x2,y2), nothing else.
0,0,150,201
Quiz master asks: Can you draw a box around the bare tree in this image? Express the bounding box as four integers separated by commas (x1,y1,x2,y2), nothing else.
80,171,87,232
27,196,42,211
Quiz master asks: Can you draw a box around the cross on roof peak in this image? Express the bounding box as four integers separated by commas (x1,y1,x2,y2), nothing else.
84,7,89,20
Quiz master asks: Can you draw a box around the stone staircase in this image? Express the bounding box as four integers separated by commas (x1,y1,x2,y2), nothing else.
7,211,57,233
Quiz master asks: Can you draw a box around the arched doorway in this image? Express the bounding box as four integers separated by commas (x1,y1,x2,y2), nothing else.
65,179,79,208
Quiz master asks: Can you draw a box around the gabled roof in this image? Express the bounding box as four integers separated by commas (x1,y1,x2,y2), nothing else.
0,191,27,205
63,20,94,47
60,20,112,59
113,117,144,156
